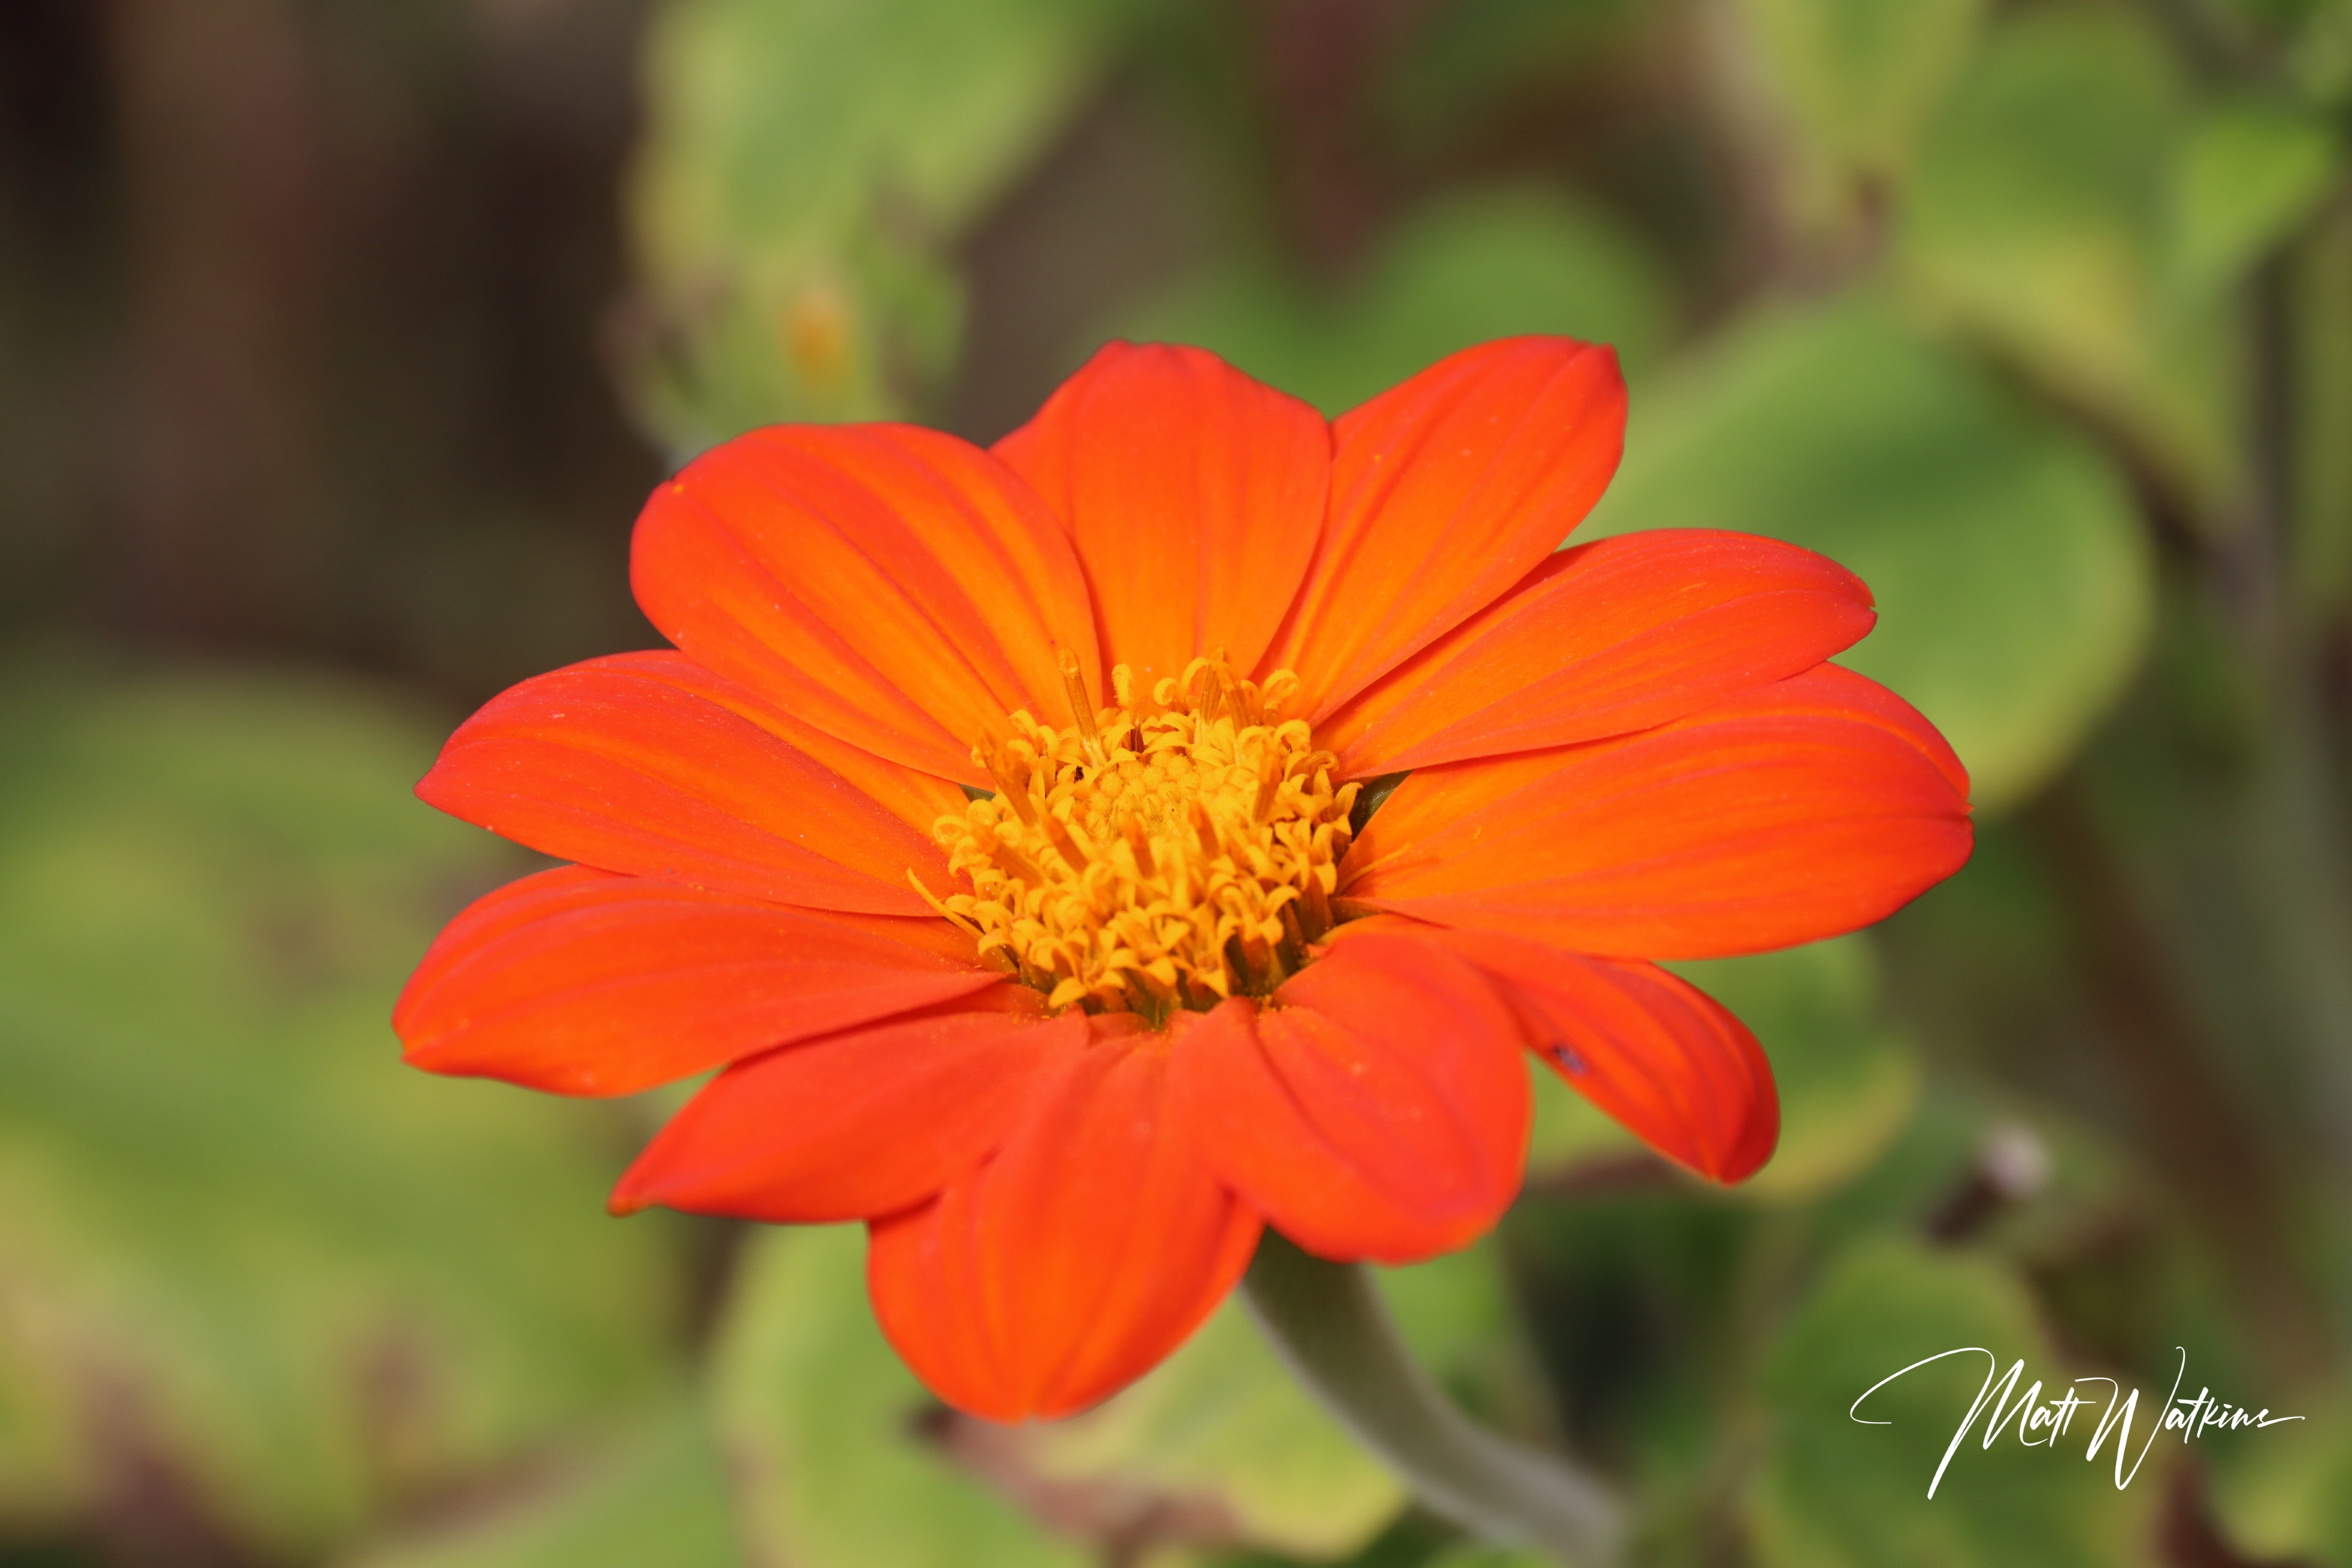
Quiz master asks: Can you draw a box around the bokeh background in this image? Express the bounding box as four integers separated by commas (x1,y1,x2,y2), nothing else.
4,0,2351,1564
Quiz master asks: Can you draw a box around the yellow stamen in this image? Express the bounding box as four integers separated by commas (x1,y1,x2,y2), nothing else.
1055,646,1106,764
1121,815,1157,879
1250,738,1282,823
926,657,1359,1025
978,733,1039,827
1037,810,1092,873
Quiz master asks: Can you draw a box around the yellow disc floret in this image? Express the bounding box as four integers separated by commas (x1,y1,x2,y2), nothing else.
913,652,1359,1025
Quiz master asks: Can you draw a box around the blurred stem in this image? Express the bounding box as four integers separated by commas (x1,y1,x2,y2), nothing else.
2239,249,2352,1176
1241,1231,1625,1567
2242,689,2352,1171
2024,779,2329,1378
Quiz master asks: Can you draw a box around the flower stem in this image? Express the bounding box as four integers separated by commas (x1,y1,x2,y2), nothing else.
1240,1230,1625,1566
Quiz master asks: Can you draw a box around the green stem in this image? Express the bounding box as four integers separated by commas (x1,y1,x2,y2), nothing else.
1240,1230,1625,1566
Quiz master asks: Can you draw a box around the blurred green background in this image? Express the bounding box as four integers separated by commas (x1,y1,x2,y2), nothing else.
3,0,2351,1563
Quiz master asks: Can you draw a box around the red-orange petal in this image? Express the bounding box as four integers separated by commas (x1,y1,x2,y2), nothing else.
1321,529,1877,775
631,423,1100,784
610,996,1087,1223
417,651,964,915
394,866,1001,1097
866,1035,1262,1420
1353,919,1778,1183
1260,337,1627,720
1341,663,1972,958
1166,933,1530,1264
992,341,1329,701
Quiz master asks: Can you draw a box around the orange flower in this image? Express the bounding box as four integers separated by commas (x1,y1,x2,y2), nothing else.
394,339,1971,1419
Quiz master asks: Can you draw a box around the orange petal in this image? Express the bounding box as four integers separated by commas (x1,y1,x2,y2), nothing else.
611,998,1087,1222
1341,664,1972,958
417,651,963,915
1166,933,1530,1263
1260,338,1627,720
1354,918,1778,1183
993,342,1329,700
394,866,1001,1097
866,1034,1262,1420
631,423,1100,784
1321,529,1876,775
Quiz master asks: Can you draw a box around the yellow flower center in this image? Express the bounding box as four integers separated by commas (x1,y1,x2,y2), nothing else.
913,652,1359,1026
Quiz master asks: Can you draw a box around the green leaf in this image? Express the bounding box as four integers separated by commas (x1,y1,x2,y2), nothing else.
2208,1398,2352,1567
1897,6,2239,518
710,1216,1541,1567
337,1393,742,1568
0,666,680,1557
1750,1236,2152,1568
1583,293,2153,813
709,1226,1085,1568
1734,0,1985,180
1673,938,1920,1203
710,1226,1537,1565
626,0,1112,448
1117,184,1673,415
2169,99,2343,299
1018,1298,1407,1559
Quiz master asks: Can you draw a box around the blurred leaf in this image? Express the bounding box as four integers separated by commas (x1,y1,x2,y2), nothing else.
1583,294,2153,813
2287,2,2352,105
1118,185,1672,414
1734,0,1984,180
0,665,679,1555
2208,1396,2352,1567
709,1225,1085,1568
2170,100,2342,299
710,1225,1540,1566
0,1345,72,1540
1674,938,1921,1204
1750,1236,2152,1568
1898,7,2240,517
1020,1299,1406,1560
338,1392,741,1568
626,0,1114,449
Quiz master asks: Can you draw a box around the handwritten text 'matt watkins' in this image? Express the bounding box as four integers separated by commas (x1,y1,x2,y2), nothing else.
1850,1346,2303,1499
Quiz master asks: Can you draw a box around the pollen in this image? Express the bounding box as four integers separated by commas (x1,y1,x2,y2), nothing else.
913,653,1359,1025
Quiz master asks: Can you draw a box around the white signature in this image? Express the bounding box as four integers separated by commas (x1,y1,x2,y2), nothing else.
1851,1345,2303,1498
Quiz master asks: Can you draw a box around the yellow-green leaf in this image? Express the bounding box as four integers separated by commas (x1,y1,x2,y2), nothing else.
1750,1237,2153,1568
0,666,679,1557
1020,1298,1407,1560
709,1226,1086,1568
626,0,1111,447
2170,100,2343,299
1734,0,1984,180
337,1393,742,1568
1898,6,2239,518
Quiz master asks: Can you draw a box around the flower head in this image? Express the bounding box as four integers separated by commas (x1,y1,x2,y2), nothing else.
394,338,1971,1420
928,653,1355,1018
